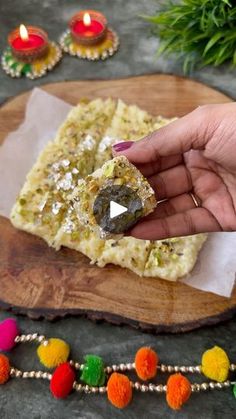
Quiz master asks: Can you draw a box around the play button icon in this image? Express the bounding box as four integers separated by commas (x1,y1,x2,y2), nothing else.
110,201,127,219
93,185,143,234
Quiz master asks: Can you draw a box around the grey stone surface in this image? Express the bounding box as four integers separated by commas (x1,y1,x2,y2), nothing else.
0,1,236,418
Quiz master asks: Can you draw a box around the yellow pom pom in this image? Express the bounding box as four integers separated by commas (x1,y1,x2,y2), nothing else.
37,338,70,368
201,346,230,382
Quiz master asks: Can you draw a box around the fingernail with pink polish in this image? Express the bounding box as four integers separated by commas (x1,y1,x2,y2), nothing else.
113,141,134,152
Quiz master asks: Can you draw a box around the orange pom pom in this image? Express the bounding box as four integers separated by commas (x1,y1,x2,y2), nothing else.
107,372,132,409
135,347,158,380
166,373,191,410
0,354,10,384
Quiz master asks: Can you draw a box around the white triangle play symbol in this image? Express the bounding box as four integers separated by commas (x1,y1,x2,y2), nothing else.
110,200,128,219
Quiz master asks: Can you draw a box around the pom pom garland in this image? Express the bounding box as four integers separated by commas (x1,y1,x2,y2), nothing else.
201,346,230,382
50,362,76,399
107,373,132,408
37,338,70,368
135,347,158,380
166,373,192,410
80,355,106,386
1,318,236,411
0,318,19,351
0,354,10,384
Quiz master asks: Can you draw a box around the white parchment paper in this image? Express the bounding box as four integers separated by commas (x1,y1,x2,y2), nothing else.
0,88,235,297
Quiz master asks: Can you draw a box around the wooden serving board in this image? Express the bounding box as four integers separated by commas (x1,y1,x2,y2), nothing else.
0,75,235,333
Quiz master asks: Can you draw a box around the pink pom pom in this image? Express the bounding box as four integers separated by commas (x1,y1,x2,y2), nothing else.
0,318,19,351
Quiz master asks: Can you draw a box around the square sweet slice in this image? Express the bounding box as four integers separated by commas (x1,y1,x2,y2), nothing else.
94,99,155,169
144,234,208,281
10,99,116,247
55,98,116,149
53,206,105,262
97,237,151,276
95,101,176,170
10,141,72,245
72,155,157,239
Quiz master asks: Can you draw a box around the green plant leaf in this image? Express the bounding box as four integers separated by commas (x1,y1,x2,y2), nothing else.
142,0,236,71
203,32,224,56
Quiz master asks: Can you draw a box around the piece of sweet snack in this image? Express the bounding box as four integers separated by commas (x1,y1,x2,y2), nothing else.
54,98,116,149
94,99,156,169
97,237,151,276
95,102,176,170
10,99,116,246
53,206,105,263
72,155,157,239
144,234,207,281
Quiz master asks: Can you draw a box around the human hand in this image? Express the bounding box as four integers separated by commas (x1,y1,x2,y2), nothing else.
112,103,236,240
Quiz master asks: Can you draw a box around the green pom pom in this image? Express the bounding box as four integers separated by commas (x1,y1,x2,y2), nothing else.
80,355,106,386
233,384,236,398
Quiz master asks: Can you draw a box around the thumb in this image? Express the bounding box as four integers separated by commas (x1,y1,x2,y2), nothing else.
112,106,212,164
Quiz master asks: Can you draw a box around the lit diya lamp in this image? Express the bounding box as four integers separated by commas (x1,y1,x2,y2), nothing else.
60,10,119,60
8,24,49,62
1,24,62,79
70,11,107,45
